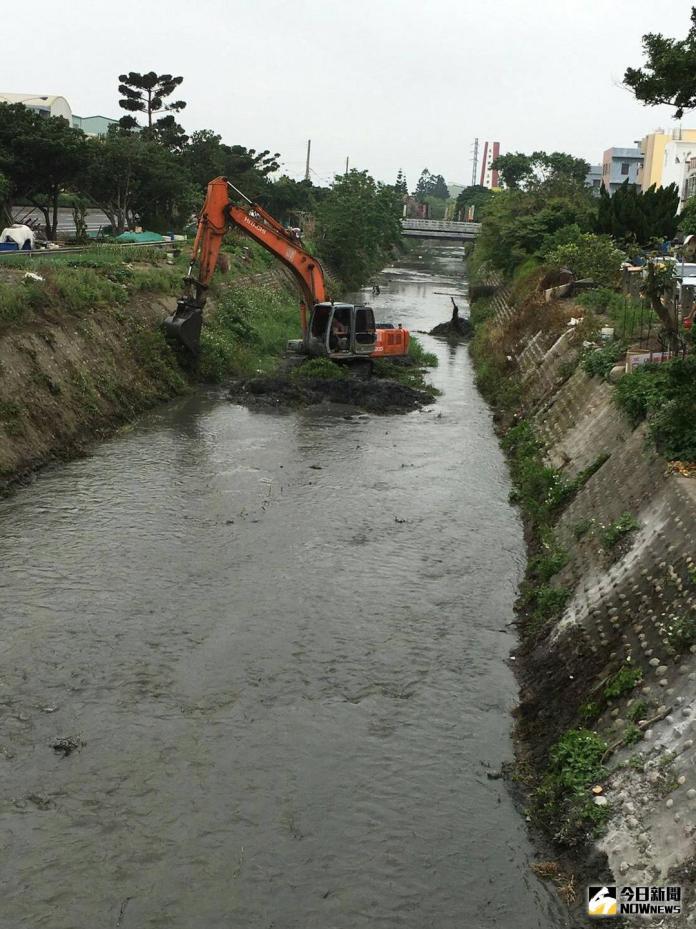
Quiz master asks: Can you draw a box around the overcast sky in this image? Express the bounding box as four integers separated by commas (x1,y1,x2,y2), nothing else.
5,1,694,189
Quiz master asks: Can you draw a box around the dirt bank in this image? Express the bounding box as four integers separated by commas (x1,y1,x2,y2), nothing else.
471,284,696,925
0,292,184,493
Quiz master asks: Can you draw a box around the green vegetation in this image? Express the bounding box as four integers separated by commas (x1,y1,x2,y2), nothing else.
292,357,347,380
581,341,627,379
576,288,659,342
627,700,649,722
624,9,696,119
600,513,641,550
614,357,696,460
197,284,299,382
408,336,438,368
658,612,696,652
596,180,680,245
314,170,403,289
0,251,182,327
623,723,643,746
534,728,610,845
544,232,626,286
573,517,593,540
604,663,643,699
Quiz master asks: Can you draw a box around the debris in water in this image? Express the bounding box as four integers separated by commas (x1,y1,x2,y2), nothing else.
52,736,82,756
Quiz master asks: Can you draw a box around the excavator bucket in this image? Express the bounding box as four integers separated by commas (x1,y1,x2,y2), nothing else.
163,299,203,356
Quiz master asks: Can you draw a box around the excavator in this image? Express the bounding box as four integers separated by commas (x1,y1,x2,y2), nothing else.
164,177,410,362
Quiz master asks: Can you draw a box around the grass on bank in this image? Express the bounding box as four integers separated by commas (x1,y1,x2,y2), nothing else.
0,248,185,327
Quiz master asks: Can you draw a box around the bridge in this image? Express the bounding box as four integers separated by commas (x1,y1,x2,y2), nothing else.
401,218,481,240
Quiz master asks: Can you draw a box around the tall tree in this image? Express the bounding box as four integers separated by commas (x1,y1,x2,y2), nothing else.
493,151,589,190
624,8,696,117
118,71,186,129
8,112,87,239
595,179,679,245
455,184,492,220
315,170,402,288
395,169,408,193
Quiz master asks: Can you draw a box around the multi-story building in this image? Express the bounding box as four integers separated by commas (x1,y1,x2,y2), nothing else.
585,164,603,195
636,129,696,191
479,141,500,189
601,146,643,194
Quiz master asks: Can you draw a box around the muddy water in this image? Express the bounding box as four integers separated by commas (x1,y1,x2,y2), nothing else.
0,246,569,928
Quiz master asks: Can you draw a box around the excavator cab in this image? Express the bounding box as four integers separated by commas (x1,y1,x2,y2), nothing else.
306,302,377,358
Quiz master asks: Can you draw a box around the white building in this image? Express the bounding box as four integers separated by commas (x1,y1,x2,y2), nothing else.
662,139,696,209
0,92,72,122
0,92,117,137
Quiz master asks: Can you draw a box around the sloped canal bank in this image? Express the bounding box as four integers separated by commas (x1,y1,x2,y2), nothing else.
0,245,569,927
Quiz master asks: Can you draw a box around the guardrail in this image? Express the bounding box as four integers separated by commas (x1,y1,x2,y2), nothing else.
0,240,181,260
402,218,482,234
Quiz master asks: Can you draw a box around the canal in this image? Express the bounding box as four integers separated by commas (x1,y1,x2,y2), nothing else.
0,245,569,927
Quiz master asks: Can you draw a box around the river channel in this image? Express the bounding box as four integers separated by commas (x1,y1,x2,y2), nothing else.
0,245,569,928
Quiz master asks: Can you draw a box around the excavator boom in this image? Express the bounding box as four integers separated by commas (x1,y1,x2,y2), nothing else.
165,176,409,361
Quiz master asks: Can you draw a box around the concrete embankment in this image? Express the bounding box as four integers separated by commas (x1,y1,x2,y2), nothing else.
473,285,696,922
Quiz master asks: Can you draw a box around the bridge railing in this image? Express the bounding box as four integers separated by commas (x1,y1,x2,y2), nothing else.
401,218,482,233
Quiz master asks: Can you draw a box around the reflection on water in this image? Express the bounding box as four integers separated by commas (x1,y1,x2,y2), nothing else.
0,245,569,928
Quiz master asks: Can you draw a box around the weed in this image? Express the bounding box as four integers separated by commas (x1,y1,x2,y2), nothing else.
657,612,696,652
533,729,609,846
626,699,649,723
599,512,640,550
623,724,643,746
579,701,601,723
628,754,645,772
573,517,593,540
292,357,347,380
408,336,438,367
581,341,627,380
604,663,643,700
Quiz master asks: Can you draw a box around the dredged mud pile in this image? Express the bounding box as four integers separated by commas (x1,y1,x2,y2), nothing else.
228,373,434,414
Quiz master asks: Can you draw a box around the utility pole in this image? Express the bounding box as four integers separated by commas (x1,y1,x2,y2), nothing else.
345,156,349,175
304,139,311,181
471,137,479,187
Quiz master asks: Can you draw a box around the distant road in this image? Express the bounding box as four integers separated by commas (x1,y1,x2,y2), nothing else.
10,206,111,238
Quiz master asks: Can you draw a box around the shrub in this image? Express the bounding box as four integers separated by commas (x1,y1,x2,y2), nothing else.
604,663,643,699
544,233,626,286
599,512,640,549
292,357,347,380
547,729,607,792
614,357,696,460
581,341,627,379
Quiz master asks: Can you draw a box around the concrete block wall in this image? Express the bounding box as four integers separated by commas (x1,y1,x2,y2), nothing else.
494,286,696,905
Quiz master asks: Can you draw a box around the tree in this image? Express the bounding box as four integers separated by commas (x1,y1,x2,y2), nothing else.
624,8,696,118
315,170,402,288
595,179,679,245
415,168,449,201
544,232,626,285
492,152,535,189
455,184,492,220
7,111,87,239
181,130,280,199
492,151,590,189
84,129,196,234
118,71,186,129
83,130,146,233
678,196,696,235
395,169,408,193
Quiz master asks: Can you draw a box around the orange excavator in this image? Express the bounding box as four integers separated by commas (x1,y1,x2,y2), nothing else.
164,177,409,361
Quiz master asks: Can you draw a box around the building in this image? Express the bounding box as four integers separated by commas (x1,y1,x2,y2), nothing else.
0,92,117,136
637,129,696,191
72,114,118,136
585,164,603,195
660,138,696,209
0,92,72,121
479,141,500,189
601,146,643,194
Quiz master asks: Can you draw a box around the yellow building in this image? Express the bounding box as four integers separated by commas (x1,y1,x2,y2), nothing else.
637,129,696,190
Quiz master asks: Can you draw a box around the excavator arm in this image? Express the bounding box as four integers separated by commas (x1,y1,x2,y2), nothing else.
165,176,327,354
